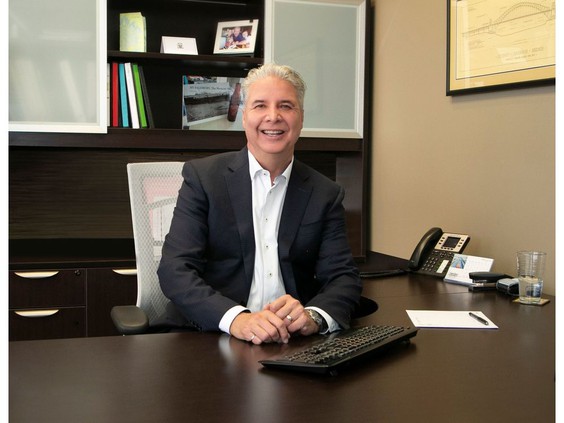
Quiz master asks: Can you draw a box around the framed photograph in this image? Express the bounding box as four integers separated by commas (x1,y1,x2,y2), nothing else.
447,0,555,95
213,19,259,55
182,75,244,130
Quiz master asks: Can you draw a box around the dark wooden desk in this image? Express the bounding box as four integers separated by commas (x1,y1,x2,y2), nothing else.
10,273,555,422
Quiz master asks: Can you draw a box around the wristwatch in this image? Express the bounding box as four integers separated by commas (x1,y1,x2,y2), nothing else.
306,309,328,333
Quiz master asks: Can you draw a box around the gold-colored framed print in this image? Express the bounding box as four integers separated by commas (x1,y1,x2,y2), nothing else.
447,0,555,95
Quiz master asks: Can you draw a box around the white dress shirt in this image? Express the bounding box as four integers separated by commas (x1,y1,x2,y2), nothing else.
246,152,290,311
219,151,337,334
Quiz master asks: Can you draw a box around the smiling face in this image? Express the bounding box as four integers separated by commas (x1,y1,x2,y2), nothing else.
242,76,304,168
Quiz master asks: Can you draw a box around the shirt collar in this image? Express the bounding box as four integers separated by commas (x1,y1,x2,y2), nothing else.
248,151,294,182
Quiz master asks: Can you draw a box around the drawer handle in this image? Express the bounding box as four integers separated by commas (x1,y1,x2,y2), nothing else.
15,309,60,318
112,269,137,276
14,271,59,279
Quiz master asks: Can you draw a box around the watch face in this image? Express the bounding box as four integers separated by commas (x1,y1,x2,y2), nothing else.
307,310,323,328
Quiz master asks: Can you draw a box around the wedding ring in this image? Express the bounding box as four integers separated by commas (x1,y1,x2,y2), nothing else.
286,315,293,322
250,334,256,342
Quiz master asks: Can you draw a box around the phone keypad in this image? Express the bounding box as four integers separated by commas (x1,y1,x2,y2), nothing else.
420,250,455,275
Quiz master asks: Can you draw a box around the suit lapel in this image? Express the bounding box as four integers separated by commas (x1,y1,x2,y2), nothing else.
225,149,255,289
224,152,313,299
278,161,312,297
278,161,312,261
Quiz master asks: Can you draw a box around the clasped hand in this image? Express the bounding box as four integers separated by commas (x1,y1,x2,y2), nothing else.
230,294,319,344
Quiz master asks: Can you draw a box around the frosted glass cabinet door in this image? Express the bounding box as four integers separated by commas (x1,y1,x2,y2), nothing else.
265,0,366,138
9,0,107,133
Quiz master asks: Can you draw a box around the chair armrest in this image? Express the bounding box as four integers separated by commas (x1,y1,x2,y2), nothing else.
111,305,150,335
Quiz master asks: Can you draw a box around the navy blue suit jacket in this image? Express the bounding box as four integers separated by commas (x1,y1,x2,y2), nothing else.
157,147,362,331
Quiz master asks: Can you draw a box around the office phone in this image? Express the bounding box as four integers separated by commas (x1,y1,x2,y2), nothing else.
408,227,470,277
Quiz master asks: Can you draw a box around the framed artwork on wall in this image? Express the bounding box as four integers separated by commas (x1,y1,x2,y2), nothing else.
446,0,555,95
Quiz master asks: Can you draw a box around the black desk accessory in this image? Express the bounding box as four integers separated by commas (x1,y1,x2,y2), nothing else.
468,271,518,295
259,325,417,376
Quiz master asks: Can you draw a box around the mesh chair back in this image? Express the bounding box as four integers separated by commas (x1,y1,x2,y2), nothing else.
127,162,184,325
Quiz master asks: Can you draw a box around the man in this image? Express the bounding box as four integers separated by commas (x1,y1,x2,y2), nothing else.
158,63,362,345
231,26,245,44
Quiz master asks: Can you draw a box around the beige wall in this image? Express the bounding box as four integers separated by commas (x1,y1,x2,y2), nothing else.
370,0,556,294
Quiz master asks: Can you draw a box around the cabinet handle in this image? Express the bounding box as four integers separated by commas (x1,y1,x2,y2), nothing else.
14,271,59,279
112,268,137,276
14,309,60,318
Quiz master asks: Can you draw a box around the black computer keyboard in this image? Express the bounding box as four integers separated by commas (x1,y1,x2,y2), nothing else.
259,325,418,375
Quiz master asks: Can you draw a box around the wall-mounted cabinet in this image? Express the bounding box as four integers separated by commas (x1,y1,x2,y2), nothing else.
9,0,371,268
9,0,107,133
266,0,367,138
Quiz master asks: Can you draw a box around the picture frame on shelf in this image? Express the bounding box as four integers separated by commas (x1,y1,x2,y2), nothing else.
182,75,244,131
446,0,555,95
213,19,259,55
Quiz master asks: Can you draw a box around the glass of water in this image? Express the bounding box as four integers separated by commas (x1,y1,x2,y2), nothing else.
516,251,546,304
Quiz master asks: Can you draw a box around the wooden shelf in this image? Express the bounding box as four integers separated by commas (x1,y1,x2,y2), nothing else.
108,51,263,71
9,130,363,152
110,0,260,6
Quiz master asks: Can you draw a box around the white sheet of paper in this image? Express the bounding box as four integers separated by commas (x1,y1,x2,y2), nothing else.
406,310,498,329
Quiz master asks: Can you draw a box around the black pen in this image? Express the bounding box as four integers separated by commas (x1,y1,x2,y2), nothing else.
469,312,489,326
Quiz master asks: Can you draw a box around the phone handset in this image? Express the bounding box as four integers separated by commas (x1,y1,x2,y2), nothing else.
408,227,471,277
408,227,443,271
